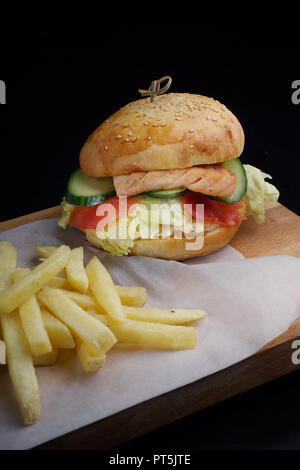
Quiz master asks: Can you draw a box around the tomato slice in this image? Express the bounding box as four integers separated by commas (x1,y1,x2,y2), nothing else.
69,196,138,231
181,191,246,226
69,192,246,231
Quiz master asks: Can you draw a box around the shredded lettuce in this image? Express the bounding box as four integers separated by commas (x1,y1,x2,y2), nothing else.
98,237,134,256
57,198,74,229
95,200,203,256
243,164,279,224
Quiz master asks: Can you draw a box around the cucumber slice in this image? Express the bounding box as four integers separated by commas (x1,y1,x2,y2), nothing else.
145,188,186,198
65,169,116,206
210,158,247,204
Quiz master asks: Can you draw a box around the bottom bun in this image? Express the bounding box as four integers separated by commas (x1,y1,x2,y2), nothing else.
130,221,243,260
84,218,244,261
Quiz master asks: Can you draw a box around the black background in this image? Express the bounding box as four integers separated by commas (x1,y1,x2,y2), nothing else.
1,41,300,220
1,31,300,452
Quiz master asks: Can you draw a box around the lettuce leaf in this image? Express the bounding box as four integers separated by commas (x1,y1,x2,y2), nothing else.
243,164,279,224
57,198,74,229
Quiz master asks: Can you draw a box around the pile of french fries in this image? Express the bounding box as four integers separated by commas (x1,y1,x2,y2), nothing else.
0,241,207,426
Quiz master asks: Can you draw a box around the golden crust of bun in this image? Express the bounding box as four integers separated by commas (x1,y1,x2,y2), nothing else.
80,93,245,177
84,219,244,261
130,222,243,260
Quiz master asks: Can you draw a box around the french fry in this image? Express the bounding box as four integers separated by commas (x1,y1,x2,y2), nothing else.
33,348,58,366
113,342,143,351
116,286,147,307
0,271,8,293
111,320,196,350
0,242,18,272
0,244,71,315
123,306,207,324
14,264,52,357
87,301,206,325
66,247,89,293
35,246,57,259
60,289,100,311
46,276,70,289
38,287,117,355
14,269,73,350
13,269,69,292
0,242,17,291
62,287,145,312
85,256,126,324
0,243,41,424
0,240,207,428
35,246,66,278
19,295,52,356
1,310,41,424
0,244,16,347
89,310,197,350
11,267,30,281
75,338,106,372
55,270,67,279
36,246,147,306
41,308,75,349
12,268,57,356
0,339,5,364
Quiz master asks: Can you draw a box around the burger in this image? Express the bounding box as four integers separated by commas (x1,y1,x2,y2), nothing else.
58,90,279,260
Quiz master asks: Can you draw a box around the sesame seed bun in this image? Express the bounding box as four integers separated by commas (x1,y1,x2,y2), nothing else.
80,93,245,177
84,204,245,261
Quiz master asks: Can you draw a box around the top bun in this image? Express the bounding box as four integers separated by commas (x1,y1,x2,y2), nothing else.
80,93,245,177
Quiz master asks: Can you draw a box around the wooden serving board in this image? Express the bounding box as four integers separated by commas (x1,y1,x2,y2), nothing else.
0,203,300,450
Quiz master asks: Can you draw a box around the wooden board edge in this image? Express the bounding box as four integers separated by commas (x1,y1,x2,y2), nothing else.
0,206,61,233
33,335,300,450
259,317,300,352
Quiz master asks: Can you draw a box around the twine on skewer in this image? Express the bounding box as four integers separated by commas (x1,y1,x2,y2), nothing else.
138,76,172,102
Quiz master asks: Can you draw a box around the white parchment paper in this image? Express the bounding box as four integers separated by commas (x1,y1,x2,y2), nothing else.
0,219,300,450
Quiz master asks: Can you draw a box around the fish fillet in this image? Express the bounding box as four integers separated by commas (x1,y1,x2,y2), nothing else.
113,164,236,198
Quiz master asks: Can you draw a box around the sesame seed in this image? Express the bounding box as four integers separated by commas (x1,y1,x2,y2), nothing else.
160,121,167,127
206,116,210,120
175,117,181,121
147,135,152,140
211,118,217,121
188,128,195,133
144,121,149,126
104,145,109,150
116,134,122,139
131,136,137,142
128,131,133,136
221,114,226,118
189,144,195,149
